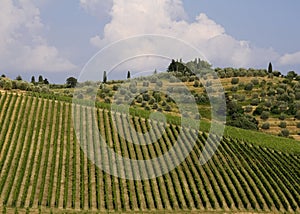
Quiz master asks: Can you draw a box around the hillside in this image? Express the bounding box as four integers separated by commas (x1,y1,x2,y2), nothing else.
0,93,299,213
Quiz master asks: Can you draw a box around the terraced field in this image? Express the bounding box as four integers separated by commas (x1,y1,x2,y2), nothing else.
0,92,299,213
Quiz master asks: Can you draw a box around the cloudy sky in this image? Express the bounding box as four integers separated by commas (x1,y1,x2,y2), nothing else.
1,0,300,83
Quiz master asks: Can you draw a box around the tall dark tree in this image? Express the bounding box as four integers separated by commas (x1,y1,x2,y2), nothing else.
127,71,131,79
66,77,77,88
38,75,44,83
103,71,107,83
31,76,36,84
268,62,273,73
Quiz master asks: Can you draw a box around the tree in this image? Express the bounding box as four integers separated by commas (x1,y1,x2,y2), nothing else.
44,78,49,85
261,122,270,130
66,77,77,88
38,75,44,83
103,71,107,83
231,77,239,85
127,71,131,79
280,129,289,137
286,71,297,79
31,76,36,84
268,62,273,73
260,111,270,120
16,75,22,81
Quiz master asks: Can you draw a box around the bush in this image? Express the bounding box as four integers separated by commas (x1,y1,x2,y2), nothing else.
193,80,200,87
156,81,163,87
244,105,253,113
278,114,286,120
231,77,239,85
148,98,155,105
77,93,84,99
251,78,259,85
261,122,270,130
280,129,289,137
295,110,300,120
250,98,260,106
260,111,270,120
165,105,172,112
136,95,143,103
112,85,119,91
150,76,157,83
279,121,287,128
143,81,149,87
231,86,238,92
296,122,300,128
244,83,254,91
152,103,158,109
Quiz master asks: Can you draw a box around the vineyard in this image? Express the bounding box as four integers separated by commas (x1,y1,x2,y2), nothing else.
0,92,299,213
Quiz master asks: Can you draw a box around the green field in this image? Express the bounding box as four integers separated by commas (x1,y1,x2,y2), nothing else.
0,93,299,213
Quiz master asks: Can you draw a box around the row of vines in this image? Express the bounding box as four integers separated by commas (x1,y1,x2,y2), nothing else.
0,92,299,213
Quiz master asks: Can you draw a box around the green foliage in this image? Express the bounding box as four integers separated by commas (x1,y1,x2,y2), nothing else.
227,113,259,130
66,77,77,88
268,62,273,73
260,111,270,120
231,77,239,85
244,83,254,91
103,71,107,83
15,75,22,81
279,129,290,137
279,121,287,128
261,122,270,130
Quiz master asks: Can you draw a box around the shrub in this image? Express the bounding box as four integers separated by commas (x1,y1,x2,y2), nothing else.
231,77,239,85
148,98,155,105
279,121,287,128
112,85,119,91
143,81,149,87
165,105,172,112
295,110,300,120
193,80,200,87
261,122,270,130
278,114,286,120
280,129,289,137
156,81,163,87
244,83,254,91
231,86,238,92
152,103,158,109
250,98,260,106
136,95,143,103
251,78,259,85
77,93,84,99
260,111,270,120
141,101,147,107
296,122,300,128
142,93,150,101
244,105,253,113
150,76,157,83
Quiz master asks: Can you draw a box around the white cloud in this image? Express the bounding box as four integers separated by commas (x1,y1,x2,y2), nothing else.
80,0,113,19
279,52,300,65
0,0,76,73
83,0,284,71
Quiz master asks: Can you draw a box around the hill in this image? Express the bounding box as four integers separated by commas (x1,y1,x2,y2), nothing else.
0,93,299,213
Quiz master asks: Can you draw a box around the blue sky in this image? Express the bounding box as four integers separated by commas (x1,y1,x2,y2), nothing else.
1,0,300,83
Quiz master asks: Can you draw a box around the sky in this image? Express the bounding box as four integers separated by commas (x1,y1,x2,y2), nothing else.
1,0,300,83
